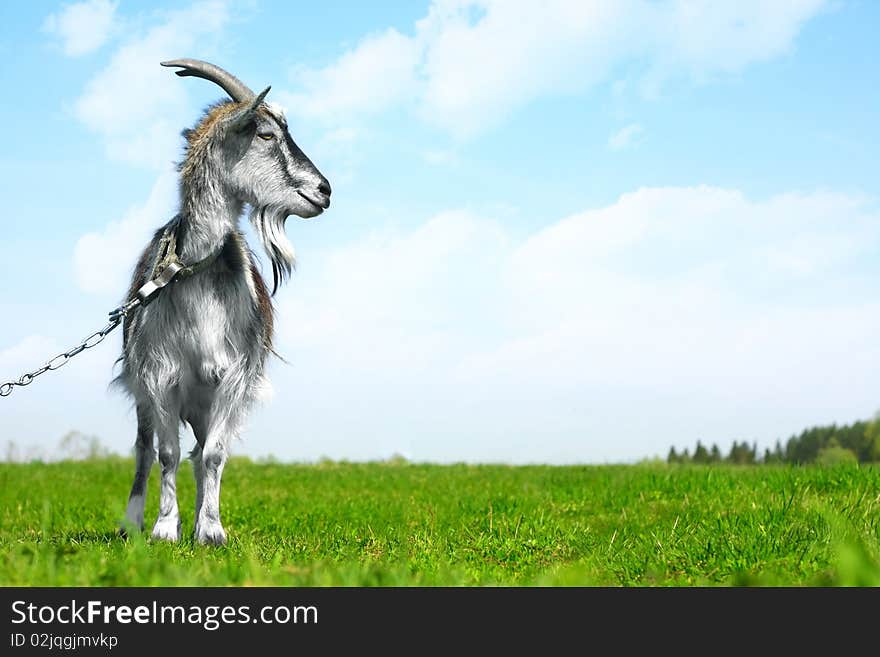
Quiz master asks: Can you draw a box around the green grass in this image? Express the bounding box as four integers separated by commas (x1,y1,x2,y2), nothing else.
1,458,879,586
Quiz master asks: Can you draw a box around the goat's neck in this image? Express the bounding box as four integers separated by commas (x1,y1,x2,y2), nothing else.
178,177,243,263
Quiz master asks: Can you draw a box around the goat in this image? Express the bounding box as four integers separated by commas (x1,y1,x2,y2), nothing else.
118,59,330,545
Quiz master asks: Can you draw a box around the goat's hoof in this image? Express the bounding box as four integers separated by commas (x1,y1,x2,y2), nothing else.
119,519,144,539
151,517,181,542
195,521,227,546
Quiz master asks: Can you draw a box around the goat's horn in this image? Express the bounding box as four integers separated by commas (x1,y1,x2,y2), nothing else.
161,58,254,102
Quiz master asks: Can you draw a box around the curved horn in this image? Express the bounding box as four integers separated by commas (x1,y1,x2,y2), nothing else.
160,58,254,102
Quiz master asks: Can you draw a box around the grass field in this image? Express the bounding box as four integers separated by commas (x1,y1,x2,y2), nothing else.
1,458,879,586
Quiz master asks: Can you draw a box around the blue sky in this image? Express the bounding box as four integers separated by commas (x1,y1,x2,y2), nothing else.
0,0,878,463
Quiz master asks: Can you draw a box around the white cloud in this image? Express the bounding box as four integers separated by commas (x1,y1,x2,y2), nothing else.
267,185,880,462
74,169,178,295
0,335,62,376
481,187,878,387
285,0,827,137
279,209,509,369
608,122,644,151
43,0,118,57
281,28,421,120
283,185,880,380
73,0,230,168
649,0,827,78
422,149,458,165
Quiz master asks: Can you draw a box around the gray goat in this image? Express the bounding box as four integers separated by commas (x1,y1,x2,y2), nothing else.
118,59,330,545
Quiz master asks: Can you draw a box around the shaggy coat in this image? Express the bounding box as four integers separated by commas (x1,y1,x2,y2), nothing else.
118,61,330,545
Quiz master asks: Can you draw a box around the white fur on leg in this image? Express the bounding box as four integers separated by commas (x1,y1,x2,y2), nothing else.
153,416,181,542
194,434,229,546
151,515,181,542
195,519,227,546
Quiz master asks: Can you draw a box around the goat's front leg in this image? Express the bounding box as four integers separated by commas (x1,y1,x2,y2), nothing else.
151,418,181,542
194,422,230,546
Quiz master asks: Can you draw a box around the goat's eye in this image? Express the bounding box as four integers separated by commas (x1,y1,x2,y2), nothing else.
257,133,274,141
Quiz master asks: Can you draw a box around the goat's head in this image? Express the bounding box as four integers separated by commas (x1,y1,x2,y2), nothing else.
163,58,331,290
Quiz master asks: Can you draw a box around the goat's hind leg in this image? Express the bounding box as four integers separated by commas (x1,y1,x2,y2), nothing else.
193,415,232,546
121,404,156,536
151,414,182,542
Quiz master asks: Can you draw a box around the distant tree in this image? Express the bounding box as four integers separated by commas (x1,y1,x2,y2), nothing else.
817,438,858,466
763,442,784,464
58,431,110,461
657,415,880,467
772,440,784,463
728,441,756,465
773,417,880,464
726,441,739,464
693,441,710,464
24,446,46,462
784,435,797,463
3,441,20,463
829,421,869,460
862,417,880,462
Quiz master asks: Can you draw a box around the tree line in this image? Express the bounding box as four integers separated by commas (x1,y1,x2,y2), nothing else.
667,417,880,466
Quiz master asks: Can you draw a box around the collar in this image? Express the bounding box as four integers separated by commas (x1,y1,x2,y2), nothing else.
151,215,222,282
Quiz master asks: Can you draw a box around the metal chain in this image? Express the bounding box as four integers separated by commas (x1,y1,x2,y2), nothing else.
1,219,215,399
0,315,126,398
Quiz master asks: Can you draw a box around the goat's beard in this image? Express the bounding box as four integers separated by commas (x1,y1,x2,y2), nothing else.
250,204,295,295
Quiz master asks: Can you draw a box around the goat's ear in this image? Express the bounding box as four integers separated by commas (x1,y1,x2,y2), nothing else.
227,86,271,133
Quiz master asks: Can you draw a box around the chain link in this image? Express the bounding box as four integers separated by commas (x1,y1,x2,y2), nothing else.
0,316,124,398
0,220,209,399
